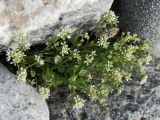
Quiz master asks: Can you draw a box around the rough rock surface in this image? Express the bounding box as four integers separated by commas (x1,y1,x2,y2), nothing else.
0,0,113,51
112,0,160,57
47,56,160,120
0,63,49,120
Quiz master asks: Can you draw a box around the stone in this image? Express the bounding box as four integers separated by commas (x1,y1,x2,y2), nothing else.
0,63,49,120
112,0,160,57
0,0,114,51
47,57,160,120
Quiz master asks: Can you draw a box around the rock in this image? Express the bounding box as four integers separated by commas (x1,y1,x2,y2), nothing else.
106,57,160,120
112,0,160,57
47,57,160,120
0,0,114,51
0,63,49,120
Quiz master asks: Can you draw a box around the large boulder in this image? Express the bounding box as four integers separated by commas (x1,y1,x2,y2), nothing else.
0,0,114,51
112,0,160,57
0,63,49,120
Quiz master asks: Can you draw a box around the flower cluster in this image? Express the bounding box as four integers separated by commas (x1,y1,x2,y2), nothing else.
7,49,25,65
72,49,81,61
88,85,98,100
57,26,71,40
101,11,119,27
73,95,86,109
34,55,45,65
84,51,96,65
60,42,70,56
140,75,148,85
97,37,110,48
17,34,26,44
6,34,31,66
22,43,31,51
16,67,27,82
54,42,59,47
39,87,50,100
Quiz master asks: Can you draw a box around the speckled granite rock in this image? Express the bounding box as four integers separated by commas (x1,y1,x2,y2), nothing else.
105,57,160,120
47,57,160,120
112,0,160,57
0,0,113,51
0,63,49,120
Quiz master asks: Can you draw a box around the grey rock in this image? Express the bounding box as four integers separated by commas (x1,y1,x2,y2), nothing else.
47,57,160,120
0,0,113,51
112,0,160,57
0,63,49,120
107,57,160,120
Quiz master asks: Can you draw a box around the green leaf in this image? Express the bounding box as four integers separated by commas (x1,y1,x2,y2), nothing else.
83,32,89,40
79,69,87,77
69,74,77,82
54,55,62,64
57,66,65,73
52,72,63,86
42,68,55,82
30,69,36,77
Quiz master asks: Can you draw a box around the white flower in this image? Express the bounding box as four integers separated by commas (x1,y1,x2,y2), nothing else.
81,39,84,42
17,67,27,82
34,55,45,65
97,37,109,48
140,75,148,85
88,85,97,100
91,51,96,56
24,42,31,50
6,50,13,62
84,54,93,66
84,51,96,66
54,42,59,47
57,26,71,40
39,87,50,100
60,42,70,56
72,49,81,61
145,55,152,64
102,11,119,26
73,95,85,109
17,34,26,44
6,48,25,65
67,35,71,39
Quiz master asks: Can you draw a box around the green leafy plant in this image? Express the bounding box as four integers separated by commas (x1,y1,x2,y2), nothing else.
6,11,151,109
